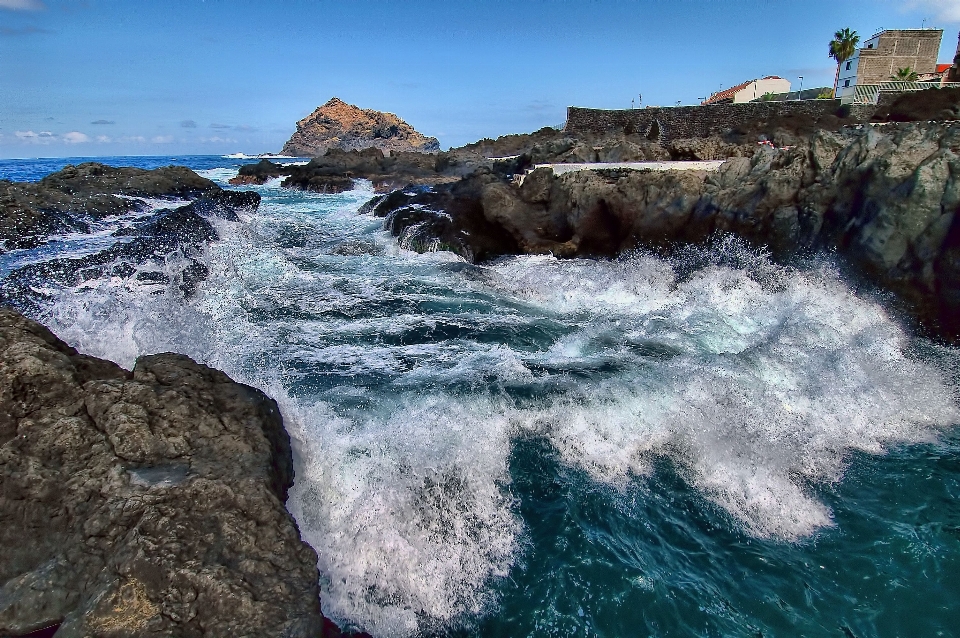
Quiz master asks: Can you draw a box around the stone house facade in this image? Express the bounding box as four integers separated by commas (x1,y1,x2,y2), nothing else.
836,29,943,94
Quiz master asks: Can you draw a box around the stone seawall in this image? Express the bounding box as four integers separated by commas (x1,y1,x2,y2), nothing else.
565,101,877,143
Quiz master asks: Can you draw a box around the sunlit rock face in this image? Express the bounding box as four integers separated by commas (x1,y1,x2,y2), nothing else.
0,310,327,637
281,97,440,157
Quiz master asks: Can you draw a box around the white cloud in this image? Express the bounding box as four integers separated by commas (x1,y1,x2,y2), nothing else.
95,135,111,143
14,130,92,144
0,0,45,10
905,0,960,22
62,131,90,144
14,130,55,143
151,135,173,143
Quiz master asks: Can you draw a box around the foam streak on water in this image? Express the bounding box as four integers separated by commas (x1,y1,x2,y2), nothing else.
15,170,960,637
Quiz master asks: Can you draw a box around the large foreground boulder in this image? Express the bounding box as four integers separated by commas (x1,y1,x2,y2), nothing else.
0,310,326,637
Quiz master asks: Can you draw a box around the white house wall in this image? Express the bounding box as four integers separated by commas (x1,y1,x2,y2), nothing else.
734,78,792,103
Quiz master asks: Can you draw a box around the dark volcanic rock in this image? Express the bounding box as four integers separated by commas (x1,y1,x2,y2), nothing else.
1,163,239,253
447,126,673,166
373,121,960,341
33,163,217,200
246,148,459,194
364,171,520,261
1,191,261,311
871,87,960,123
0,309,325,637
228,159,286,186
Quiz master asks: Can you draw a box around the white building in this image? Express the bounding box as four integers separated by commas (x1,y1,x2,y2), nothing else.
836,29,943,97
702,76,792,105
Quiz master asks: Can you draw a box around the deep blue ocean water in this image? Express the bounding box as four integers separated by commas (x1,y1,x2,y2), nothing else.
2,156,959,637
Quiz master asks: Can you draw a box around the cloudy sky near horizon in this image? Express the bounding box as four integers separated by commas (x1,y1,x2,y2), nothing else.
1,0,958,158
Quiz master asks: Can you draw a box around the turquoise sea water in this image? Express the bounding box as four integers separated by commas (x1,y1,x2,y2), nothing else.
2,156,959,637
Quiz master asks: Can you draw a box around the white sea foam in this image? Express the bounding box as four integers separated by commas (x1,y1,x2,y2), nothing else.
27,178,960,635
486,253,959,539
194,166,241,184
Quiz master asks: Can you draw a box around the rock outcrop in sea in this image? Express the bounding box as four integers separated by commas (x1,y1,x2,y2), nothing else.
369,114,960,342
1,163,224,253
0,309,332,637
0,163,260,311
281,98,440,157
229,148,458,193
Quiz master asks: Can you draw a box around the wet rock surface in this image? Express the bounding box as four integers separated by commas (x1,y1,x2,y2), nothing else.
0,171,261,312
0,309,328,637
230,149,460,194
1,163,222,252
371,121,960,342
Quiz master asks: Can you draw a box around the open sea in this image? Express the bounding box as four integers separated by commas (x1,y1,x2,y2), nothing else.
3,155,960,637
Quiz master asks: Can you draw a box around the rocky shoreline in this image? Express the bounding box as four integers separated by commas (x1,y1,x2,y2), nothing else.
1,163,261,312
2,89,960,636
363,96,960,343
0,309,356,637
0,162,374,636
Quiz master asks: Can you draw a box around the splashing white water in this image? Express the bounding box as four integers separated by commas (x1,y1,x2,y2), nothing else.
25,179,960,636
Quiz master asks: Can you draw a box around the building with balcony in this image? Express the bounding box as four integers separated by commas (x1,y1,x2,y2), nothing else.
836,29,943,96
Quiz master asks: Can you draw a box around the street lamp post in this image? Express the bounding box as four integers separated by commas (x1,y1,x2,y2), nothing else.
798,76,804,100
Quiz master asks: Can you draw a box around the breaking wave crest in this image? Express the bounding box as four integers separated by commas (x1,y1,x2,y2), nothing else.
23,179,960,636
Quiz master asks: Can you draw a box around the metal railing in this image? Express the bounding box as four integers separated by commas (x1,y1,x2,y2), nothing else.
840,82,960,105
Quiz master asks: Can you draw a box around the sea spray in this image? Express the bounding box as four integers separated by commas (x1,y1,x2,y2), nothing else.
14,172,959,636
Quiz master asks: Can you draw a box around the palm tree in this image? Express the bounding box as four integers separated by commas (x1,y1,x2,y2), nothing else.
829,28,860,94
891,67,919,81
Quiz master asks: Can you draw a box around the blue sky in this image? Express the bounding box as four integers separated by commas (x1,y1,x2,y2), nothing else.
1,0,959,158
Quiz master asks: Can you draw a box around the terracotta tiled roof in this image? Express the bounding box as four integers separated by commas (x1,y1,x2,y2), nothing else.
703,76,785,105
937,64,953,73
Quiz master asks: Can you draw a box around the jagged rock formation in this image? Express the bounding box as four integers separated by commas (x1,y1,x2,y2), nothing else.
370,121,960,341
230,149,459,193
0,309,328,637
281,98,440,157
1,163,222,253
0,165,261,311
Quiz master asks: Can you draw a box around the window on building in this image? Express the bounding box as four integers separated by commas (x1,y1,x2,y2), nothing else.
846,61,852,70
867,43,874,49
844,80,851,87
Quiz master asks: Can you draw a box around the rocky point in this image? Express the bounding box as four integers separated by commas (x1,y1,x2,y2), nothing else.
0,309,332,637
280,98,440,157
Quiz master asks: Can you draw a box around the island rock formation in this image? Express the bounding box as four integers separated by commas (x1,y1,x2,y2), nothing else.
280,98,440,157
0,309,343,637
